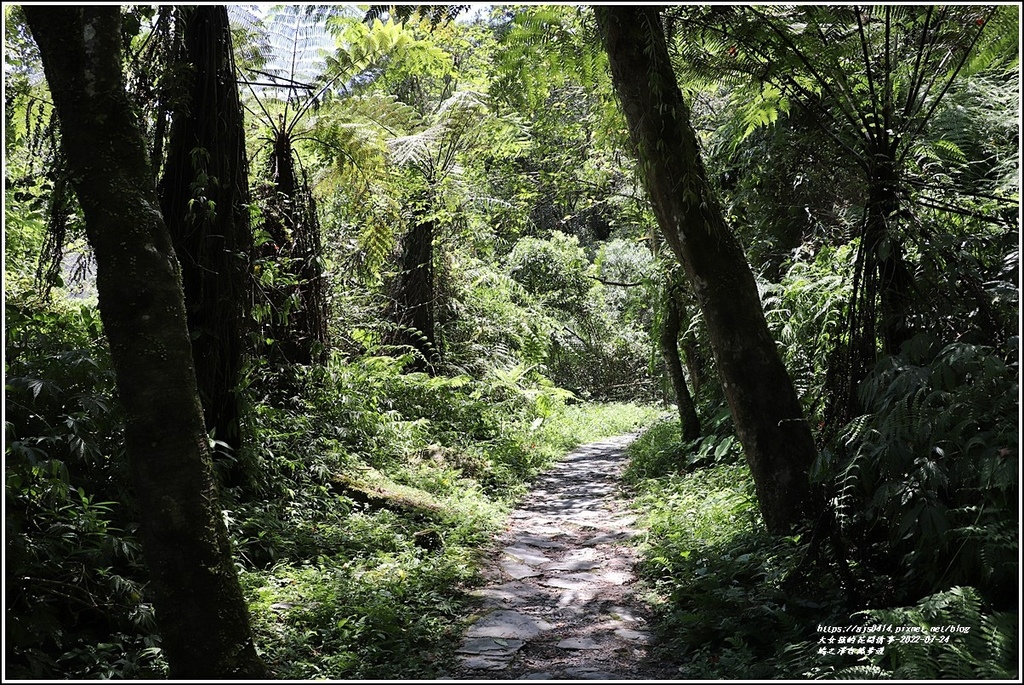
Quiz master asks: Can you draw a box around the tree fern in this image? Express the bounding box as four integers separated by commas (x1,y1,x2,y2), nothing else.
666,4,1020,436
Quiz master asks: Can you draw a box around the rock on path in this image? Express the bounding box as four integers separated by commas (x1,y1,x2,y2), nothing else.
447,434,675,680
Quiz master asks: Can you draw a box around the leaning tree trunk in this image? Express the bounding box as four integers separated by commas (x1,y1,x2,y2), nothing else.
659,284,701,442
24,7,266,678
160,6,252,486
596,5,818,534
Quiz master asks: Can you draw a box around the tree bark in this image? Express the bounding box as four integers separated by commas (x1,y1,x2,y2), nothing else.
660,285,701,442
387,204,438,373
160,6,252,485
595,5,818,534
865,159,913,357
25,7,266,678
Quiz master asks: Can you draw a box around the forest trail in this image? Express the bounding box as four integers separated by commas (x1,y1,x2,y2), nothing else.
445,434,676,680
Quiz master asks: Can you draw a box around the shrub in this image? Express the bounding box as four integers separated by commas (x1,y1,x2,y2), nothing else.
5,299,164,678
836,586,1018,680
819,333,1018,606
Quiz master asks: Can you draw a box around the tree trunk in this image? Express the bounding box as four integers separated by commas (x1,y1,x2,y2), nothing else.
25,7,266,678
681,337,706,398
595,5,818,534
865,159,913,357
160,6,252,486
259,130,328,367
659,285,701,442
831,157,915,430
387,204,437,372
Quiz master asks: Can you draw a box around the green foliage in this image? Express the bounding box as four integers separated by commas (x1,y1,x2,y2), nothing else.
594,238,657,323
836,587,1018,680
489,6,608,114
625,408,1019,680
621,417,684,482
504,232,658,401
543,401,661,452
5,299,165,679
762,244,856,417
4,188,49,294
627,451,848,679
240,551,471,679
676,5,1019,173
441,258,551,372
821,334,1018,605
229,352,660,678
927,68,1020,197
624,408,741,484
506,231,592,314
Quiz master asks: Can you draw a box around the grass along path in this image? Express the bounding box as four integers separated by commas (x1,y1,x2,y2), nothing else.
445,433,676,680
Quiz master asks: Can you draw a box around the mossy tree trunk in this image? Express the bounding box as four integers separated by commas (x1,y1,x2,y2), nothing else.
159,6,252,486
24,7,266,678
596,5,818,534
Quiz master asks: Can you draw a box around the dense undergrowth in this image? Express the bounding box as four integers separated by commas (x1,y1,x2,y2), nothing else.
625,410,1018,680
4,290,661,679
231,359,659,679
6,5,1018,681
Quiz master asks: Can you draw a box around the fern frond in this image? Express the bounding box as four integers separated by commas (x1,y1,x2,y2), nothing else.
844,587,1018,679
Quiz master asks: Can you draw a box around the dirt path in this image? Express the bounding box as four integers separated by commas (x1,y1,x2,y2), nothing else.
445,434,676,680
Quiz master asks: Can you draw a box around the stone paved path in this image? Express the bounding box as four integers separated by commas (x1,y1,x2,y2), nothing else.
446,434,676,680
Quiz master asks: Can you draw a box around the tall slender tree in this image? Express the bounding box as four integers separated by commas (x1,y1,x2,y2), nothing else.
595,5,819,533
658,277,701,442
383,90,493,372
238,4,338,366
23,6,266,678
160,6,253,485
237,8,430,366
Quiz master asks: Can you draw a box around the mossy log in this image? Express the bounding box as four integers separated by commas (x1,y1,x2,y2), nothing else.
331,476,445,549
330,475,443,520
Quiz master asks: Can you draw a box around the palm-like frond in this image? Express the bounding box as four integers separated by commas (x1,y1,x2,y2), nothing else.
386,89,490,181
231,7,419,137
671,4,1018,171
490,6,608,111
231,5,334,111
362,5,470,29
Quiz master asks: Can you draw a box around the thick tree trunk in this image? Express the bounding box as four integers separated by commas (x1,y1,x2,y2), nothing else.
659,286,701,442
160,6,252,484
596,5,818,534
25,7,266,678
387,209,437,372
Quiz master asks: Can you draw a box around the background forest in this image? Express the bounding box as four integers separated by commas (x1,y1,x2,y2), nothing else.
3,4,1019,680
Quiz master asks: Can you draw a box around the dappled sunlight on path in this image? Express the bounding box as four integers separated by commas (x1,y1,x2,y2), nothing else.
445,435,676,680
